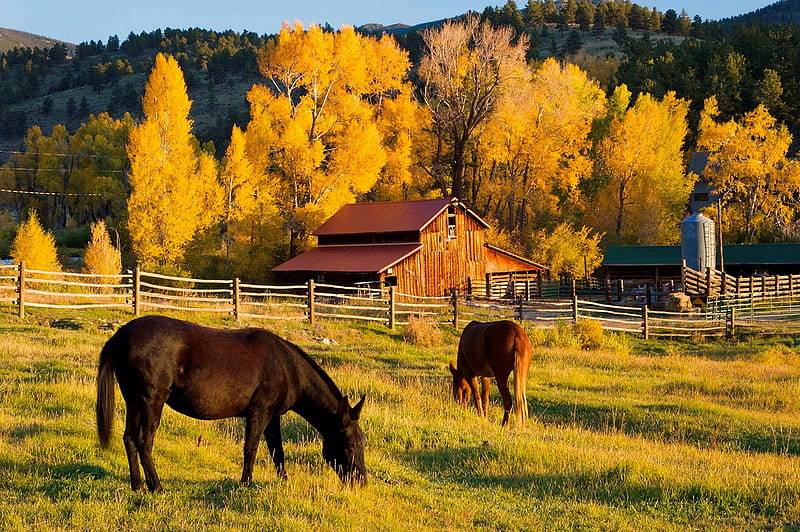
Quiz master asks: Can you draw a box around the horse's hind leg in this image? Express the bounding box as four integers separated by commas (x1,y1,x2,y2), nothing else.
123,398,166,492
264,416,287,479
122,407,146,491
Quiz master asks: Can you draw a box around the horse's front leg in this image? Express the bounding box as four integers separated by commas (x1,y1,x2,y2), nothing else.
480,377,491,417
241,409,273,484
467,377,484,416
495,375,513,426
264,415,287,479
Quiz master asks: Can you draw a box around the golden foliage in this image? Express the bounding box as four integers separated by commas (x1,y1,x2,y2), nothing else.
589,90,691,245
82,220,121,278
476,58,606,235
248,23,419,254
126,53,222,271
11,211,60,271
697,99,800,242
529,223,603,279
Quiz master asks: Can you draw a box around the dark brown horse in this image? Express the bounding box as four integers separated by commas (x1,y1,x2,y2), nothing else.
449,320,531,427
96,315,366,491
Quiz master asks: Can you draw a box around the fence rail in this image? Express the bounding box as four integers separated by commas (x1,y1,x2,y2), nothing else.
0,262,798,337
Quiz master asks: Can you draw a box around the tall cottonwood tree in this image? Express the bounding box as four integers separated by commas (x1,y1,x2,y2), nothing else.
589,89,691,245
474,58,606,243
126,53,221,272
246,23,417,256
697,98,800,242
418,16,528,199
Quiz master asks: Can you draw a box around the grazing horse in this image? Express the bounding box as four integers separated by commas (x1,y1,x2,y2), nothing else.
96,315,366,491
449,320,531,427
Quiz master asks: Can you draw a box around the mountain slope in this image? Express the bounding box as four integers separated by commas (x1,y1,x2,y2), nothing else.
0,28,73,53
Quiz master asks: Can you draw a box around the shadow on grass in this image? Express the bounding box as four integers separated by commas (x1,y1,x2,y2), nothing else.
403,444,791,520
531,398,800,456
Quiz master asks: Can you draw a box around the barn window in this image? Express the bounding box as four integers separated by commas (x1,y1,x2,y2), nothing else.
447,206,457,239
693,192,709,202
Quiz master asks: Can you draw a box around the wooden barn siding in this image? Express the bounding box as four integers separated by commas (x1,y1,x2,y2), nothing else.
392,209,485,296
485,247,541,273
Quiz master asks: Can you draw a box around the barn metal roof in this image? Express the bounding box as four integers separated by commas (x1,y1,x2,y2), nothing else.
271,243,423,273
312,197,489,236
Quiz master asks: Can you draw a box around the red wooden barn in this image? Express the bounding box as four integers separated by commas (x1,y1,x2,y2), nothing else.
272,197,544,297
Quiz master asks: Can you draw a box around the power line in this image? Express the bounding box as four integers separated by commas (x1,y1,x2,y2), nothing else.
0,149,128,160
0,166,126,174
0,188,103,197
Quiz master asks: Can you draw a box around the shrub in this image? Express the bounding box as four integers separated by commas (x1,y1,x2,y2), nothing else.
83,220,122,278
573,319,605,350
402,315,443,347
10,211,61,271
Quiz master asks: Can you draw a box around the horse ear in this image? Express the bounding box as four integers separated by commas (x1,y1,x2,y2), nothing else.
350,395,366,421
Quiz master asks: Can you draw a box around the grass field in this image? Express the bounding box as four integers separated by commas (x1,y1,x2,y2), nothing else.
2,309,800,530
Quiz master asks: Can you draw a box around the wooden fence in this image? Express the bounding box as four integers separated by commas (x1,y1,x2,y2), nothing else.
0,262,797,338
684,264,800,299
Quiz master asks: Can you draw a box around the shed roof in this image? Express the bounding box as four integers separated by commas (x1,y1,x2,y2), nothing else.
603,244,800,267
271,243,422,274
312,197,489,236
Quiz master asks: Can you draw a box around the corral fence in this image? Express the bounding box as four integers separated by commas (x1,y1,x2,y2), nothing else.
0,262,797,338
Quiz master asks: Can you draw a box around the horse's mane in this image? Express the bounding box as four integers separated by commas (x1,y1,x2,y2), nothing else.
273,333,344,402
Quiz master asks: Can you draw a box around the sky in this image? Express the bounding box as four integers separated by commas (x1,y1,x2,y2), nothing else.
4,1,775,45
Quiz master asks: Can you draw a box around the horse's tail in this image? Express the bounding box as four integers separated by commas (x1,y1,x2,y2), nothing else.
96,337,117,449
513,328,531,428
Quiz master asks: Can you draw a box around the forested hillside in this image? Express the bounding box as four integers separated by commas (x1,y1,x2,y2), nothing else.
1,0,799,283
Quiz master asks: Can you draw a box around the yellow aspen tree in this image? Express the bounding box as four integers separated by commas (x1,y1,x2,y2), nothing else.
126,53,222,272
83,220,122,288
590,90,691,245
248,23,416,255
10,210,61,271
697,98,800,242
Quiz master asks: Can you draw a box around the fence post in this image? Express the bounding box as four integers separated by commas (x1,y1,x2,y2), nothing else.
452,289,459,327
642,305,649,339
388,286,395,330
233,277,241,325
728,307,736,337
485,272,492,298
706,267,713,297
681,259,687,292
133,266,141,316
17,261,25,319
307,279,316,325
572,293,579,324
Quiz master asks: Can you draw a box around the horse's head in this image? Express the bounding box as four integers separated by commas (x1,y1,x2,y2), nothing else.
323,395,367,487
449,361,471,406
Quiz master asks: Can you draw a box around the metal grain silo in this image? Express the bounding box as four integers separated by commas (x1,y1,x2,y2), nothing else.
681,213,716,272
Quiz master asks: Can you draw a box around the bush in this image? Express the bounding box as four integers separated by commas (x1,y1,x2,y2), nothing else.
10,211,61,271
573,319,605,350
402,315,443,347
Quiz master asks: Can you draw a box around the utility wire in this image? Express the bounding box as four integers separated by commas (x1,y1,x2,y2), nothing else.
0,188,103,197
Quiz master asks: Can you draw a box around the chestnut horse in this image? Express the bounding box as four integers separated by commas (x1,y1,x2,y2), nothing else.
96,315,366,491
449,320,531,427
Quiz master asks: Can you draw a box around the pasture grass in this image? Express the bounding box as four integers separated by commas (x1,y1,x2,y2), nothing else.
2,307,800,529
